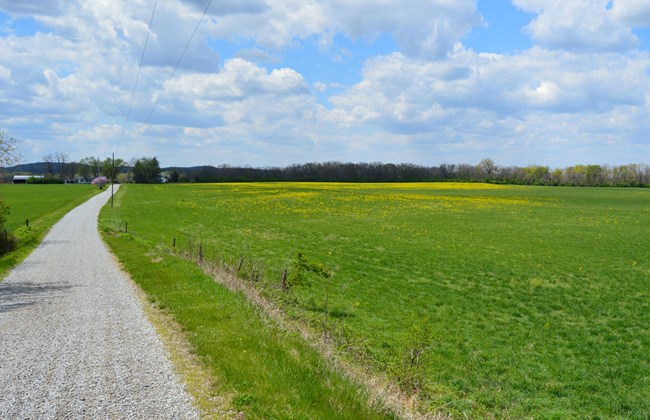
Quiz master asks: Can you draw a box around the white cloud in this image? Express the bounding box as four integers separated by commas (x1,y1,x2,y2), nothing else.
0,0,64,16
0,64,11,81
313,81,328,93
512,0,639,52
329,47,650,129
209,0,481,59
323,46,650,165
102,57,326,163
611,0,650,27
166,59,309,100
183,0,269,16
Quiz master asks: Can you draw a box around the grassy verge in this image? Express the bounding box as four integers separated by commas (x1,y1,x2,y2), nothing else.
100,185,389,419
0,184,101,279
99,182,650,417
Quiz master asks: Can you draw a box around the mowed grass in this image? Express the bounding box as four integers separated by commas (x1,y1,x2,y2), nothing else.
0,184,101,278
101,182,650,417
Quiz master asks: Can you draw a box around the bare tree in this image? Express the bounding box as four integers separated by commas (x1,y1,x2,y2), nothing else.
43,153,55,178
54,152,69,181
0,132,21,254
0,131,22,167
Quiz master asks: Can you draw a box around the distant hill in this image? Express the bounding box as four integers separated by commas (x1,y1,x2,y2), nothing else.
2,162,132,176
2,162,51,174
162,165,216,173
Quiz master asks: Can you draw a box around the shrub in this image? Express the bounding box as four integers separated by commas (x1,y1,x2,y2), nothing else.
0,200,17,255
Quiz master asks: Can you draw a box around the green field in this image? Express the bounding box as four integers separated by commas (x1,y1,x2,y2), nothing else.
100,183,650,417
0,184,100,277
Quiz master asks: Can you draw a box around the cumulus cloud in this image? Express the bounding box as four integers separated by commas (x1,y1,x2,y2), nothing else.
512,0,639,52
321,46,650,165
143,58,312,128
28,0,221,72
182,0,269,16
611,0,650,27
0,0,65,16
329,48,650,128
0,63,11,80
209,0,481,59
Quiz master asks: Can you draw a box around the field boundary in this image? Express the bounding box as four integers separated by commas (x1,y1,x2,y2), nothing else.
187,252,442,419
121,254,240,419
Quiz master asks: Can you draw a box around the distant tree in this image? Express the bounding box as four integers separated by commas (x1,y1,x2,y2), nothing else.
79,156,102,178
101,157,126,181
585,165,604,186
54,152,69,180
116,173,130,184
133,156,161,183
551,168,564,185
64,161,77,181
523,165,550,184
42,153,55,179
478,158,497,179
170,170,180,183
76,160,90,179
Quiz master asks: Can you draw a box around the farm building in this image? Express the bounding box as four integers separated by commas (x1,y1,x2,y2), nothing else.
12,175,43,184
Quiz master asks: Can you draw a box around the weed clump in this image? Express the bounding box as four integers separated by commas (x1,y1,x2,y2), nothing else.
286,251,332,289
392,316,434,395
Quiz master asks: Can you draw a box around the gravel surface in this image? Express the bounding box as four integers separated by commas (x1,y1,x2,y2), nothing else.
0,186,198,419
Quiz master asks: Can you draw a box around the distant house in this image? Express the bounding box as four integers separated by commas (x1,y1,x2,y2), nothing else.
12,175,43,184
68,176,91,184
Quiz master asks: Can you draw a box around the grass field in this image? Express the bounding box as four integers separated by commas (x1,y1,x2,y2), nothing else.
0,184,101,277
100,182,650,417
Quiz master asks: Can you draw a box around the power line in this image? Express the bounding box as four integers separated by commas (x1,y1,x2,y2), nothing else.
117,0,158,151
140,0,214,133
115,0,214,165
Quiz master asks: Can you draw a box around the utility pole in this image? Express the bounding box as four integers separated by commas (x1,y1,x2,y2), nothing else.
111,152,115,207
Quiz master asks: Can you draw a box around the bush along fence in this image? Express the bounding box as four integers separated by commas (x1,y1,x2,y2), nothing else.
0,205,23,256
115,221,334,334
0,229,17,255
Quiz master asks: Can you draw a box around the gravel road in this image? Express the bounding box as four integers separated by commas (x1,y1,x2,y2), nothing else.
0,186,198,419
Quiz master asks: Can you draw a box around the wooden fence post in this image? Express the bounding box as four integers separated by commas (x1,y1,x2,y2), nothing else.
281,268,288,291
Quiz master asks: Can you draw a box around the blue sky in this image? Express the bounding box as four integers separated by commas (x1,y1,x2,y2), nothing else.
1,0,649,168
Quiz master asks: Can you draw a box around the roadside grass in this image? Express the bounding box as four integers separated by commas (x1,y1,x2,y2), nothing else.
0,184,101,278
100,185,390,419
101,182,650,417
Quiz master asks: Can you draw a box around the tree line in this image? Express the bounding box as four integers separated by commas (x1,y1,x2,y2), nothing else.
3,152,649,187
4,155,161,184
166,160,650,187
